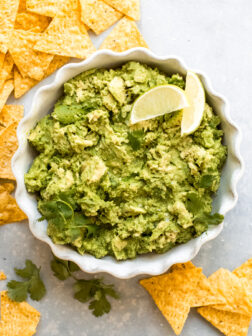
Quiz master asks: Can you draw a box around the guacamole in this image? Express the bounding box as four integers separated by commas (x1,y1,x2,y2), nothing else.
25,62,227,260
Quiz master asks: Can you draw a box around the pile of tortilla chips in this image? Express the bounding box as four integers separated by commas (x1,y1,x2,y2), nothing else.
0,0,147,100
140,259,252,336
0,291,41,336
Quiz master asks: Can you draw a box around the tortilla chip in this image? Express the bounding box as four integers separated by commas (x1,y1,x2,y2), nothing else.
26,0,78,17
0,122,18,180
0,183,27,224
234,259,252,281
0,53,14,90
15,12,51,33
0,80,14,112
208,268,252,316
14,55,69,98
0,291,40,336
198,306,251,336
0,105,24,134
79,0,122,35
0,0,20,53
0,53,6,70
170,261,195,272
99,17,148,52
140,267,205,335
103,0,140,20
0,271,7,280
34,11,96,59
8,30,54,81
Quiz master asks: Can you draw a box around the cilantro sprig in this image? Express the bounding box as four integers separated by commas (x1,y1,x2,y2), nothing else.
51,256,119,317
7,260,46,302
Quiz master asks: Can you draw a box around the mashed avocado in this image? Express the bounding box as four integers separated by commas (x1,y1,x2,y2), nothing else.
25,62,227,260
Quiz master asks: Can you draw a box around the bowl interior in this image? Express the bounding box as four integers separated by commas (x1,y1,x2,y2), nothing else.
13,49,242,278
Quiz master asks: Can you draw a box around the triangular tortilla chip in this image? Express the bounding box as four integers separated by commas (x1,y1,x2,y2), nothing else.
0,291,40,335
79,0,122,35
8,30,54,81
34,10,95,59
0,53,5,69
26,0,78,17
0,271,7,280
99,17,148,52
0,122,18,180
0,183,27,224
103,0,140,20
233,259,252,281
15,12,51,33
0,0,20,53
170,261,195,272
0,80,14,112
14,55,69,98
208,268,252,316
0,105,24,134
0,53,14,90
198,306,251,336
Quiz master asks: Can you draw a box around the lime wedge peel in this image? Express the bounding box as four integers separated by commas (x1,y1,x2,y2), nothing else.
181,71,205,136
130,85,189,125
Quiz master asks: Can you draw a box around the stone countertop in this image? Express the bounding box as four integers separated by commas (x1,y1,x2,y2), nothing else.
1,0,252,335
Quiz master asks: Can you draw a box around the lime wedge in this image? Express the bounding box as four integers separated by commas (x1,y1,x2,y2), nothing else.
181,71,205,136
130,85,189,125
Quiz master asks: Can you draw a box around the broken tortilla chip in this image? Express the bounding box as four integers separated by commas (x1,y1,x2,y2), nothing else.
198,306,251,336
0,105,24,134
0,291,40,336
99,17,148,52
0,80,14,112
79,0,122,35
15,12,51,33
8,30,54,81
0,53,14,90
208,268,252,316
0,122,18,180
0,0,20,53
0,271,7,280
14,55,69,98
0,183,27,224
34,11,95,59
140,267,205,335
103,0,140,20
26,0,78,17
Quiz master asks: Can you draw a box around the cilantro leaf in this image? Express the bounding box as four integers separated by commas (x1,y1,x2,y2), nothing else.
14,260,37,279
199,175,215,188
68,261,80,273
186,192,205,215
51,258,71,281
28,270,46,301
7,259,46,302
195,212,224,225
128,130,145,150
7,280,29,302
74,280,94,303
89,293,111,317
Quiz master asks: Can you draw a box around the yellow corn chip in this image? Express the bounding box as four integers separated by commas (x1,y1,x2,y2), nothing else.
99,17,148,52
0,53,14,90
234,259,252,281
34,11,96,59
0,271,7,280
0,291,40,336
14,55,69,98
170,261,195,272
103,0,140,20
15,12,51,33
0,53,5,70
26,0,78,17
208,268,252,316
0,122,18,180
8,30,54,81
140,267,205,335
0,183,27,224
80,0,122,35
198,306,251,336
0,0,20,53
0,105,24,134
0,80,14,112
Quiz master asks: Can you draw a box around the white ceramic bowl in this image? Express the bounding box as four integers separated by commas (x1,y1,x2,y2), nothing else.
12,48,243,279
